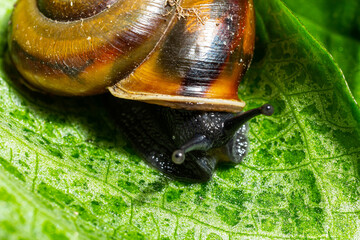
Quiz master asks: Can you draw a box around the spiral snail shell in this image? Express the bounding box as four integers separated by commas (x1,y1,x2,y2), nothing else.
8,0,274,182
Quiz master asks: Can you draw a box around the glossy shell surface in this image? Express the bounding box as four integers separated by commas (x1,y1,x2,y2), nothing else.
9,0,255,112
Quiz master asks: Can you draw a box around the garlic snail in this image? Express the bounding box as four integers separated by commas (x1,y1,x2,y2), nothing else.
8,0,274,182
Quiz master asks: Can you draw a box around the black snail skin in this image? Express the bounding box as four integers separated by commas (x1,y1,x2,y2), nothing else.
8,0,273,182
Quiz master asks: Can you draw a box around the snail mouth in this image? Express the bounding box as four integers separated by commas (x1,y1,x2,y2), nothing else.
108,85,246,112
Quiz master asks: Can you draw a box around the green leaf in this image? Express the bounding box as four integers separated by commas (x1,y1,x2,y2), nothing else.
282,0,360,103
0,0,359,239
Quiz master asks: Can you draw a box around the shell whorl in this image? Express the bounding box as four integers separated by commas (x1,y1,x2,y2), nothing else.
37,0,117,21
9,0,177,95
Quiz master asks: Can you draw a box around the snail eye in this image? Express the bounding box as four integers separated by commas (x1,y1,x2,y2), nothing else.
261,104,275,116
172,150,185,164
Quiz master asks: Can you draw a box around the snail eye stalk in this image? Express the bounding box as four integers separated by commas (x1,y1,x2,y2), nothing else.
172,135,211,164
224,104,274,136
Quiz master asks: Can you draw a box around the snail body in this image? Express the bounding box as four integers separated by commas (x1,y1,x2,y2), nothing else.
8,0,274,182
112,100,273,182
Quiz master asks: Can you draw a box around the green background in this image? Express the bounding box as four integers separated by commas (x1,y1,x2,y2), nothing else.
0,0,359,239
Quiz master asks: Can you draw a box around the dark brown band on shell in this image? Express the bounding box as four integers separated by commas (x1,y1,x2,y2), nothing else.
179,0,250,97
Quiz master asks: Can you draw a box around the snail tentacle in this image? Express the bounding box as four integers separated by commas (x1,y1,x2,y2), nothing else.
223,104,275,136
172,135,211,164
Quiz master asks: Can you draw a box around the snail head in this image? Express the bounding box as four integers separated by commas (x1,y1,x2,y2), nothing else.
170,104,274,164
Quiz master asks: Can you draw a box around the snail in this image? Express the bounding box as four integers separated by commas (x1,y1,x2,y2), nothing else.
8,0,274,182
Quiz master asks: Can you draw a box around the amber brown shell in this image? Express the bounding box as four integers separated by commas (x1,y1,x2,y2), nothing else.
8,0,255,112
